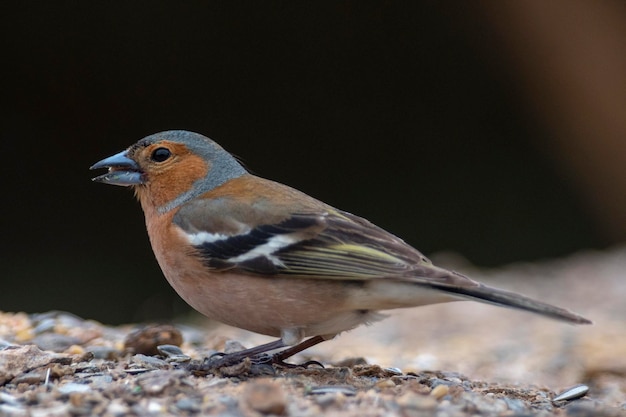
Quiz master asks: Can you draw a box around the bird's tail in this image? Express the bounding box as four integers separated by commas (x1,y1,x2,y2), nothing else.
420,270,592,324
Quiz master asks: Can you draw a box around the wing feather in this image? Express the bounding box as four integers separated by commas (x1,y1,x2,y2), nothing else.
174,196,591,324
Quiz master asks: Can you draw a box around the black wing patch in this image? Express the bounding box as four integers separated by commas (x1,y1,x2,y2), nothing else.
193,214,323,273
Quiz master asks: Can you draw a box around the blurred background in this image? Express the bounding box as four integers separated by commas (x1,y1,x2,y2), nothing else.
2,1,625,324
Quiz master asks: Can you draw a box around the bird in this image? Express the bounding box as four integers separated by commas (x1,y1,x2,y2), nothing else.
91,130,591,366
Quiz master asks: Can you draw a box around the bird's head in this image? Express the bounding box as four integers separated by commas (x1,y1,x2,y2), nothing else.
91,130,247,213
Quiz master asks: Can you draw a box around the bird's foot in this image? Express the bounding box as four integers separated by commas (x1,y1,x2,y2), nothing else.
187,335,328,376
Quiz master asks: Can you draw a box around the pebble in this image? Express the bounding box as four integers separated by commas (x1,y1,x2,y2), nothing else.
136,370,186,395
124,324,183,356
0,309,618,416
0,403,28,416
375,379,396,389
242,380,288,415
58,383,92,395
106,399,131,416
12,369,47,385
30,311,83,325
85,374,114,390
30,333,82,352
384,367,403,375
223,339,247,354
175,397,202,412
32,317,57,335
0,345,71,385
157,344,191,362
313,392,347,408
0,339,15,350
66,345,85,355
503,397,527,413
146,400,164,413
131,353,168,368
430,377,454,388
397,393,438,410
205,378,230,388
0,392,20,405
85,345,120,360
430,384,449,399
156,344,183,356
308,386,357,396
30,403,69,417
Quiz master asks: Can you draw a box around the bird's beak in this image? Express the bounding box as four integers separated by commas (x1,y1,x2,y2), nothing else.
90,150,144,186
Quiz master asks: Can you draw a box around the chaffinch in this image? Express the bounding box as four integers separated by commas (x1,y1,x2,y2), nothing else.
91,130,591,366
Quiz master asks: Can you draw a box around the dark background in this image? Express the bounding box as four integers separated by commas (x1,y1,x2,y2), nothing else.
3,2,625,324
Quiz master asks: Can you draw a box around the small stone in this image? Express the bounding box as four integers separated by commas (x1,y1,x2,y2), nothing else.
157,344,191,362
136,370,185,395
0,392,20,405
384,367,403,375
58,383,92,395
131,354,168,369
156,344,183,356
313,392,347,408
223,339,247,354
146,400,165,413
106,399,130,417
443,376,462,384
86,374,114,390
308,386,357,396
375,379,396,389
397,393,437,411
30,333,81,352
30,403,69,417
503,397,527,413
0,339,15,350
429,378,452,388
32,317,57,335
0,403,28,416
175,397,202,412
242,380,288,415
217,357,252,377
66,345,85,355
86,345,120,360
430,384,449,399
14,328,34,343
205,378,229,388
124,324,183,356
12,369,47,385
0,345,71,385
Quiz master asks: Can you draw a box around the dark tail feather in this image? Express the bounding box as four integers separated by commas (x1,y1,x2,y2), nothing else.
429,281,592,325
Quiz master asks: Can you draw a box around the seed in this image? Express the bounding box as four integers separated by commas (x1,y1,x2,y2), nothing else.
552,384,589,402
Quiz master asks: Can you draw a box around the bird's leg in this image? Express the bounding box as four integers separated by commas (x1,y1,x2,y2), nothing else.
197,335,329,372
270,335,327,368
190,335,330,375
203,338,287,369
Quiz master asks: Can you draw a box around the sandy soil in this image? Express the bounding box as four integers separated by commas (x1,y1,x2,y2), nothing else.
1,247,624,416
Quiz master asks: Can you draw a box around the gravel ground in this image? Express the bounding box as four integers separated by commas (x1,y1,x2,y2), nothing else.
1,247,625,416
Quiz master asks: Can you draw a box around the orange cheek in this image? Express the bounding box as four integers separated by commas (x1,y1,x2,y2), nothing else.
144,154,209,209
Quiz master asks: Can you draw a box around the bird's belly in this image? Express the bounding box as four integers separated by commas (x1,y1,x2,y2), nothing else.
159,259,364,338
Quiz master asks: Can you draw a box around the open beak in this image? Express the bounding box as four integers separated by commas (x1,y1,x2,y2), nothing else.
90,150,144,186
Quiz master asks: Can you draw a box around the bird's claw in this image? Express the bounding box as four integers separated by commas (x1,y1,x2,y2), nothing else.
190,351,324,375
270,356,325,369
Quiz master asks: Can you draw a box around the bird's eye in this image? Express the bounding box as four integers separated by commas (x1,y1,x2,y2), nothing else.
151,147,171,162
